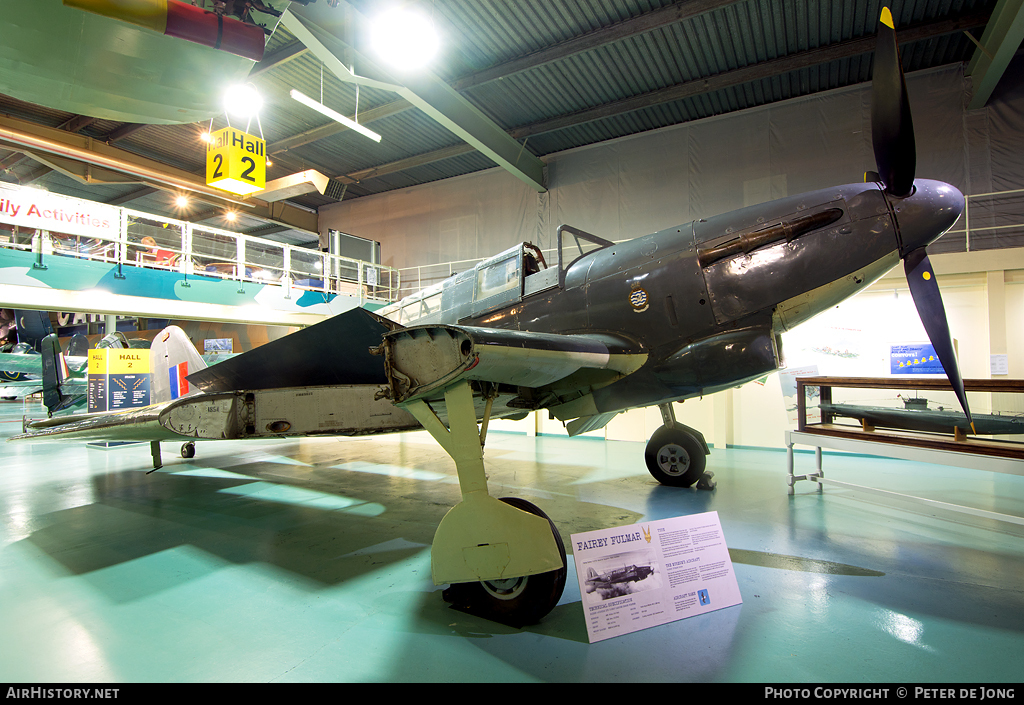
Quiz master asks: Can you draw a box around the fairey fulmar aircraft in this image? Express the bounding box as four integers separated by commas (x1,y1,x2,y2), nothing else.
10,10,973,625
585,565,656,595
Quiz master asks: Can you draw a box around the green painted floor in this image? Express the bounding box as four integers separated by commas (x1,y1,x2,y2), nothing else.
1,402,1023,683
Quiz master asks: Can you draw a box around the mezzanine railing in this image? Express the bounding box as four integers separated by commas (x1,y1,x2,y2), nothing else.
0,184,399,305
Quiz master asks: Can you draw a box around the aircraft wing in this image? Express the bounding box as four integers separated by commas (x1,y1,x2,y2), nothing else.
0,380,42,399
187,307,397,393
0,353,87,377
10,309,648,447
379,323,648,433
0,353,43,376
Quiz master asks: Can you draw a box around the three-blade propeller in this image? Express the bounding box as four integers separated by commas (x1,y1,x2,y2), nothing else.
871,6,973,430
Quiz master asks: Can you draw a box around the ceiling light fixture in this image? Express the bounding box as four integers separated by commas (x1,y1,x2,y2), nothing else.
289,90,382,143
224,84,263,120
370,7,440,71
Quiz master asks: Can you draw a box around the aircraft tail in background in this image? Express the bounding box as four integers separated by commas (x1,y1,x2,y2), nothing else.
14,310,55,351
150,326,208,404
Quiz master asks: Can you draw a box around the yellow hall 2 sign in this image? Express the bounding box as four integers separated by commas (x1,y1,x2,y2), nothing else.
206,127,266,195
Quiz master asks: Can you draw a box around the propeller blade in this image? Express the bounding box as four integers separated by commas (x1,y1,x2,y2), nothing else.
903,249,974,431
871,6,916,197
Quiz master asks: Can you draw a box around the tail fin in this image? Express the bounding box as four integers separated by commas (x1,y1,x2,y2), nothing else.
150,326,207,404
40,333,72,416
15,310,54,351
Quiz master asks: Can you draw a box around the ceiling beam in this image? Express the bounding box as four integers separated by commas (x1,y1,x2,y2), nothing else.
283,1,547,193
105,123,148,143
17,163,53,185
59,115,99,133
0,151,27,172
509,11,991,140
966,0,1024,109
19,150,143,185
106,186,160,205
451,0,741,93
249,39,309,79
345,143,477,182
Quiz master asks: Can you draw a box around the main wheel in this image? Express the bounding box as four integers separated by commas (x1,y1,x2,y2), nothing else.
645,423,706,487
446,497,567,626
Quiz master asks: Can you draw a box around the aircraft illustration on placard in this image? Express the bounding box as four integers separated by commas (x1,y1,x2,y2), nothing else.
585,564,656,594
10,10,973,626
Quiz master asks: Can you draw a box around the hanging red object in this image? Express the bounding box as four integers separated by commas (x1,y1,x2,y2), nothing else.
63,0,266,62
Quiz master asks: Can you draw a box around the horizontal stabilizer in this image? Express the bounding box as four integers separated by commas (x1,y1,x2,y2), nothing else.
187,307,397,393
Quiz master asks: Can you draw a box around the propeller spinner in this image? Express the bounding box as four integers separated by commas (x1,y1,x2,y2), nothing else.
871,6,974,431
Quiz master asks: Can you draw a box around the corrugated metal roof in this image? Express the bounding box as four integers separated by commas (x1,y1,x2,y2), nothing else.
0,0,1002,239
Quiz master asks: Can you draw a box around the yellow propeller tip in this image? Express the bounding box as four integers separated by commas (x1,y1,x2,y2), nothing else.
880,7,895,29
970,422,977,435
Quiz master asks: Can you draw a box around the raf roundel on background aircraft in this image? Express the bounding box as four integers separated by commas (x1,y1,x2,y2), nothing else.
11,9,971,627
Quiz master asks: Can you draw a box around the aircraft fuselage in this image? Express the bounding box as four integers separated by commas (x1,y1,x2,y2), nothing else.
381,178,963,415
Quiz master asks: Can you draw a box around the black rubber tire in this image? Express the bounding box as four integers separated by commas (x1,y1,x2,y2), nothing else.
180,442,196,459
644,423,707,487
461,497,567,625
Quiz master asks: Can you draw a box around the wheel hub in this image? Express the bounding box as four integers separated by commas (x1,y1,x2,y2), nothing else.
657,443,691,476
481,575,529,601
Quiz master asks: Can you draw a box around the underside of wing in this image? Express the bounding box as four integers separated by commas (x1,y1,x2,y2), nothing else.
379,324,648,433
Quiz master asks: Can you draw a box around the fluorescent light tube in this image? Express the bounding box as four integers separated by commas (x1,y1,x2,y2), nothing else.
290,90,382,143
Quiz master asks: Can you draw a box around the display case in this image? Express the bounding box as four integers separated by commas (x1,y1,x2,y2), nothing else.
795,376,1024,459
787,377,1024,526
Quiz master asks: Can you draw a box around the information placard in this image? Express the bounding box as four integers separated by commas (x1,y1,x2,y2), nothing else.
571,511,742,643
890,343,943,374
87,349,151,412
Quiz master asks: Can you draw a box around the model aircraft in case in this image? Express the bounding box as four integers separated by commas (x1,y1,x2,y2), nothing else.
10,9,973,626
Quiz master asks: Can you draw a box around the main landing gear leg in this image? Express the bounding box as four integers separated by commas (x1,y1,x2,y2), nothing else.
400,380,566,627
645,403,715,490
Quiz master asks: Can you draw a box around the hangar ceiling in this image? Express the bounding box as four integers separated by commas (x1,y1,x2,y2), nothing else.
0,0,1018,248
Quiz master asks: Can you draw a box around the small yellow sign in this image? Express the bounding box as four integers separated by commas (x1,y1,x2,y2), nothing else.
206,127,266,195
108,350,150,374
88,349,107,376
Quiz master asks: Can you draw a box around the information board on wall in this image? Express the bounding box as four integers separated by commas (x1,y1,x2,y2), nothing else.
204,338,233,353
571,511,742,643
890,343,943,374
88,349,151,412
